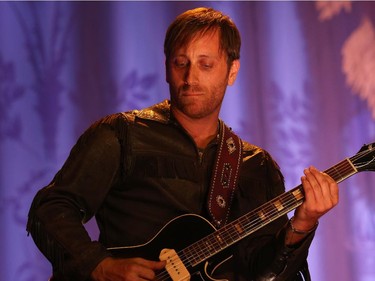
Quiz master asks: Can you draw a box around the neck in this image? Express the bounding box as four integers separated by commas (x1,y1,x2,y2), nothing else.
172,109,219,149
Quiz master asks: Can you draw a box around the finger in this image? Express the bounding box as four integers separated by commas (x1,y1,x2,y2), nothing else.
302,167,334,216
135,258,165,270
309,167,338,205
307,166,327,186
322,172,339,205
306,167,339,214
122,259,156,280
308,167,334,194
302,167,323,202
134,266,156,281
132,258,165,280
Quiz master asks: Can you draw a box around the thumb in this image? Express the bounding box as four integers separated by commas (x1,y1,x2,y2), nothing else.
153,260,166,270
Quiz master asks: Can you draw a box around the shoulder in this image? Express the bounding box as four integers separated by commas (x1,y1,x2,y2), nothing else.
240,140,283,179
78,100,173,146
133,100,171,123
85,100,170,133
241,140,273,164
239,140,285,200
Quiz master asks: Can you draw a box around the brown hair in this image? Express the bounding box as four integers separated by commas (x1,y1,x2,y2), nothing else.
164,7,241,66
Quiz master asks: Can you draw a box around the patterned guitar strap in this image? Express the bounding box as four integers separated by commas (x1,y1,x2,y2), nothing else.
207,121,243,228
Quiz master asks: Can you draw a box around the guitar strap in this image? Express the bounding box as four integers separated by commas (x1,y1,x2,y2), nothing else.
207,121,243,228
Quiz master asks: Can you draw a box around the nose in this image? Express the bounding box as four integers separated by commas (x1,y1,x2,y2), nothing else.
184,64,199,85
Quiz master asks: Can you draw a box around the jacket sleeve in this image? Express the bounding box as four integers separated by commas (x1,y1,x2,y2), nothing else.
255,227,314,281
27,115,126,280
233,147,314,281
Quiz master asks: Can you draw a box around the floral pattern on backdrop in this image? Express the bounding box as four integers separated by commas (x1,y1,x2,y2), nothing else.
1,1,374,281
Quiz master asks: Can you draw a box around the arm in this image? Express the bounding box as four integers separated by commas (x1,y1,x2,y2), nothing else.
257,166,339,281
235,147,338,280
27,119,123,280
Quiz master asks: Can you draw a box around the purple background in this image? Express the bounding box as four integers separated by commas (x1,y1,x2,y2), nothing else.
1,1,375,281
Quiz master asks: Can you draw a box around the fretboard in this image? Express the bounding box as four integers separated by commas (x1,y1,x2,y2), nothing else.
182,158,358,267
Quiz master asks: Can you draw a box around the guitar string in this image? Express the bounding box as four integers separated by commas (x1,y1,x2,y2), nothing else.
155,163,356,280
156,150,373,280
155,156,362,279
155,184,307,281
180,160,356,264
155,148,374,280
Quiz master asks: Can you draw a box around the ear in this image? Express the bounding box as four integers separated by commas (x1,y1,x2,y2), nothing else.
228,60,240,86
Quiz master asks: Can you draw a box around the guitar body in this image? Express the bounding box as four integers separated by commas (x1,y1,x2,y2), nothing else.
108,214,232,281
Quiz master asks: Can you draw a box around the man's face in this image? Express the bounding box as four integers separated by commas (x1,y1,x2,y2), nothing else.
166,29,239,120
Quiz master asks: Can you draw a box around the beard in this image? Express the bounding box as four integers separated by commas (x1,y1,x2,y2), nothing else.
170,83,226,119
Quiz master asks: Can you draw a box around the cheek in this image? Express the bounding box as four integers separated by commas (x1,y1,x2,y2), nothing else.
166,68,182,84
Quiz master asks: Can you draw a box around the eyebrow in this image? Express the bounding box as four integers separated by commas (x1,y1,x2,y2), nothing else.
173,54,218,60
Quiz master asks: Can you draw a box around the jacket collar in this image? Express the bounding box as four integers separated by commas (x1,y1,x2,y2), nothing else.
134,99,172,124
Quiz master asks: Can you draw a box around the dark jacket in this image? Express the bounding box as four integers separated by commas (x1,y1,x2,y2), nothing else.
27,100,314,280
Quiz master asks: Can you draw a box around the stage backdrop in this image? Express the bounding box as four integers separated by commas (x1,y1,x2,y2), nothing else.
1,1,375,280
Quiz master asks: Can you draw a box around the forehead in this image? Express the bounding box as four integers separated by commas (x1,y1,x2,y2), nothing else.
173,29,224,57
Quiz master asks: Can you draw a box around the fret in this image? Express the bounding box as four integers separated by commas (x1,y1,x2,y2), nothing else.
291,188,304,201
183,244,198,265
203,239,215,254
257,210,267,221
280,192,295,208
186,231,225,265
273,199,284,211
233,223,241,237
197,245,210,263
326,159,357,183
220,225,237,245
215,233,226,246
192,239,208,263
230,224,242,239
234,222,244,235
196,246,208,262
266,200,281,219
202,236,218,255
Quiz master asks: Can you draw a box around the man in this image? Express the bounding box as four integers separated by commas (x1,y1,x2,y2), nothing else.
27,7,338,281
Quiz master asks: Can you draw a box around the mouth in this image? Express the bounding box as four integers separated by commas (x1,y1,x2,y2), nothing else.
181,91,203,97
180,85,204,96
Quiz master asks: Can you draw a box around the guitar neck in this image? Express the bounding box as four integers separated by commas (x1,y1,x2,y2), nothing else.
183,158,358,267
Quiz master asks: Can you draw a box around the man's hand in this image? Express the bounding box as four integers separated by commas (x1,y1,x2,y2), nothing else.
294,166,339,231
285,166,338,246
91,257,166,281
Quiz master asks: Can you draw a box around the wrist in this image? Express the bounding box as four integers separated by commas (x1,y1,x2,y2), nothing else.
288,216,319,235
91,257,114,281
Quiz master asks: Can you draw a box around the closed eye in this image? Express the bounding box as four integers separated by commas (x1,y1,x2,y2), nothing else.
174,57,189,68
199,58,214,70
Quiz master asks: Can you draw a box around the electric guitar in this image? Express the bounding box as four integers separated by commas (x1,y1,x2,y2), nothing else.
108,143,375,281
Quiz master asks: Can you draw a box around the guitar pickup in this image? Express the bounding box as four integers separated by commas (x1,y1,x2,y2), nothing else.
159,248,191,281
